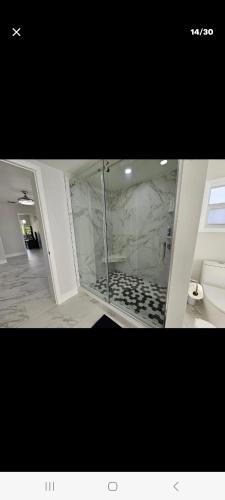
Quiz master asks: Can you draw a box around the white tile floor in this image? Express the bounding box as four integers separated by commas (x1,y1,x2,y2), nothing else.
3,249,206,329
183,301,209,328
18,291,104,328
0,250,137,328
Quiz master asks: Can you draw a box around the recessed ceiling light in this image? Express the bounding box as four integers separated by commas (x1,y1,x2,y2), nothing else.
125,168,132,174
160,160,168,165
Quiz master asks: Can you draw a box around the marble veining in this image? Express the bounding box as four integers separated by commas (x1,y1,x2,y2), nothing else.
0,250,53,328
105,177,176,285
0,250,121,328
70,178,106,285
70,173,177,289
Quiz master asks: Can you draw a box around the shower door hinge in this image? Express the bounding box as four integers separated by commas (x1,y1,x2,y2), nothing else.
103,160,110,172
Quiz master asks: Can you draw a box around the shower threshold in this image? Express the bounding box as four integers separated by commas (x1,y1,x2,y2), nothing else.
79,286,158,328
89,271,166,328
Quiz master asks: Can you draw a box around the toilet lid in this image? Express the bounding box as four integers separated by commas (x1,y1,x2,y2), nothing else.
194,318,216,328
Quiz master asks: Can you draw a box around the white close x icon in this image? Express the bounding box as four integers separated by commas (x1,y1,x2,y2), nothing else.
12,27,21,37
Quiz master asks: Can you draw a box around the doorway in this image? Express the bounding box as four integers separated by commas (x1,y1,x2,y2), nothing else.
0,160,59,327
18,213,42,251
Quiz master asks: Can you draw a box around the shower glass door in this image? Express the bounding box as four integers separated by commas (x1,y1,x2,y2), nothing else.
70,159,179,327
70,161,109,302
104,159,178,327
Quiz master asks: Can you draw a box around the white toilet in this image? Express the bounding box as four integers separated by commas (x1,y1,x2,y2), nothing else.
200,260,225,328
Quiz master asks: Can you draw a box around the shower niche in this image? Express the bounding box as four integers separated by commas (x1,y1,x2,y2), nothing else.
70,160,179,327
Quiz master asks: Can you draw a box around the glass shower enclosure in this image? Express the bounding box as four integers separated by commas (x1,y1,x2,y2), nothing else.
70,160,179,327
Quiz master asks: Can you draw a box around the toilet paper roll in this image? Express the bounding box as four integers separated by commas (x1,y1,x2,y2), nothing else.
188,282,204,301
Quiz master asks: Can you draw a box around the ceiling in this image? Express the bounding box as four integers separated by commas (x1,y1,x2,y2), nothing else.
74,159,178,191
39,161,179,184
0,159,178,202
39,159,96,174
0,161,34,203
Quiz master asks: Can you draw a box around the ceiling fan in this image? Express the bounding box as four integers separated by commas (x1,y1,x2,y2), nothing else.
7,191,35,206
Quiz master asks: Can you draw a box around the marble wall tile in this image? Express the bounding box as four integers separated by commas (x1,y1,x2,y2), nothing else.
106,176,177,285
70,173,177,288
70,178,107,286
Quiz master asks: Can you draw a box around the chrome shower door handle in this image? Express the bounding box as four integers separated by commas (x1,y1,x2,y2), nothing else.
160,241,167,262
163,241,166,260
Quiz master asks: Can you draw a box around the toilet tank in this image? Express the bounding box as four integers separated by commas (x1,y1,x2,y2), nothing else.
201,260,225,289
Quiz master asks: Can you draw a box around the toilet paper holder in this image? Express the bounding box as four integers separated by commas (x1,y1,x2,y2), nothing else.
188,280,204,306
190,279,199,296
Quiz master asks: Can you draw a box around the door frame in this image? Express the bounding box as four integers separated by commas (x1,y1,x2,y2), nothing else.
64,173,81,288
0,159,61,304
165,159,184,321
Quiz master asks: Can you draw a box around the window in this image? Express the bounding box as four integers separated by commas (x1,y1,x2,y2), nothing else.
207,207,225,225
209,185,225,205
199,177,225,232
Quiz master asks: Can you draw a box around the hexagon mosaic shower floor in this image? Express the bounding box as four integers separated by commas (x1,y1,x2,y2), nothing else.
91,271,167,327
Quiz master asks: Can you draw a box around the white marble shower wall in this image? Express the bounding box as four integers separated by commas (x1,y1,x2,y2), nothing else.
0,235,7,264
70,172,177,288
70,177,106,285
106,176,177,286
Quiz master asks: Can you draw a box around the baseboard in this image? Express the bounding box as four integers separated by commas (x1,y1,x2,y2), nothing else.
5,252,26,258
57,288,78,305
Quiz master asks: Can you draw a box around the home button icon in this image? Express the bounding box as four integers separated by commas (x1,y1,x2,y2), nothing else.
108,482,118,492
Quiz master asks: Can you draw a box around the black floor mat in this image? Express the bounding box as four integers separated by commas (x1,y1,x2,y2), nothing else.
92,315,122,328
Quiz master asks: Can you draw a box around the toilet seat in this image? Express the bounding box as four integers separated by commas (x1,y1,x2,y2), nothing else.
194,318,216,328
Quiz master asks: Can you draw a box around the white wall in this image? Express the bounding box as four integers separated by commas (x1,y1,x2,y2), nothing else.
16,204,36,218
38,164,77,299
191,160,225,281
0,203,26,256
165,160,208,328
